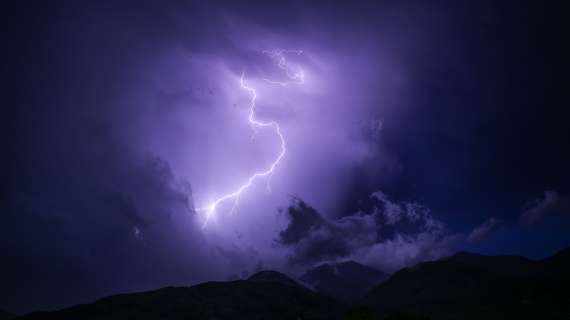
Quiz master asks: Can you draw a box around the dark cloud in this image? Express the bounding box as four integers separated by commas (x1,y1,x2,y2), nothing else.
467,217,500,243
1,3,238,312
278,198,325,245
1,154,212,313
278,198,376,265
520,191,570,226
278,193,459,272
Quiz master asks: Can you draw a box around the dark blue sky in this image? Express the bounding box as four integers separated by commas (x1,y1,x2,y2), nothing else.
334,1,569,257
2,0,569,314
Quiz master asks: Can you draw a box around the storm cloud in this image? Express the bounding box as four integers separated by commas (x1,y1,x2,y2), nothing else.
3,1,409,312
278,192,459,273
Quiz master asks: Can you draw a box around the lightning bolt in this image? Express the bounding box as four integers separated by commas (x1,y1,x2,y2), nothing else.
198,50,304,228
262,49,305,86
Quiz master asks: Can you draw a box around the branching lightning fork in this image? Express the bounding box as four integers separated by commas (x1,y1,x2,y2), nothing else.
198,50,304,228
262,49,305,86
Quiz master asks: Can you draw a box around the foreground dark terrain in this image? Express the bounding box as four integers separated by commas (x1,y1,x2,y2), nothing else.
9,247,570,320
0,310,13,320
362,247,570,319
15,271,343,320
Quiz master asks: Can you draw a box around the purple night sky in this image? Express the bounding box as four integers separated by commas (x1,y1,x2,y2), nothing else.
3,0,569,314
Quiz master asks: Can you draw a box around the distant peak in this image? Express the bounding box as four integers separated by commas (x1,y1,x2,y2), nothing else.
300,260,389,303
248,270,302,288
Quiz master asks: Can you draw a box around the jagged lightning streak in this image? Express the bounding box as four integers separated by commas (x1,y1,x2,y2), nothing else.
262,49,305,86
198,50,304,228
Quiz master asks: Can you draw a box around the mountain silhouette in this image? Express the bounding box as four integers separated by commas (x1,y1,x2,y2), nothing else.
540,246,570,280
11,247,570,319
16,272,344,320
301,260,389,303
0,310,14,320
248,270,305,288
361,246,570,319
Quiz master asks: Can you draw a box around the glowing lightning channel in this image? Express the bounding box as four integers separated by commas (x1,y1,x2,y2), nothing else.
262,49,305,86
198,50,304,228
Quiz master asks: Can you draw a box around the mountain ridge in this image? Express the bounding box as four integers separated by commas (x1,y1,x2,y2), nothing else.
300,260,389,304
361,245,570,319
248,270,305,288
0,310,14,320
15,277,344,320
10,246,570,319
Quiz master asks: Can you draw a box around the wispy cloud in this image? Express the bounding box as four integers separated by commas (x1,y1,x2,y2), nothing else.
520,191,570,226
278,192,459,273
468,217,500,243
